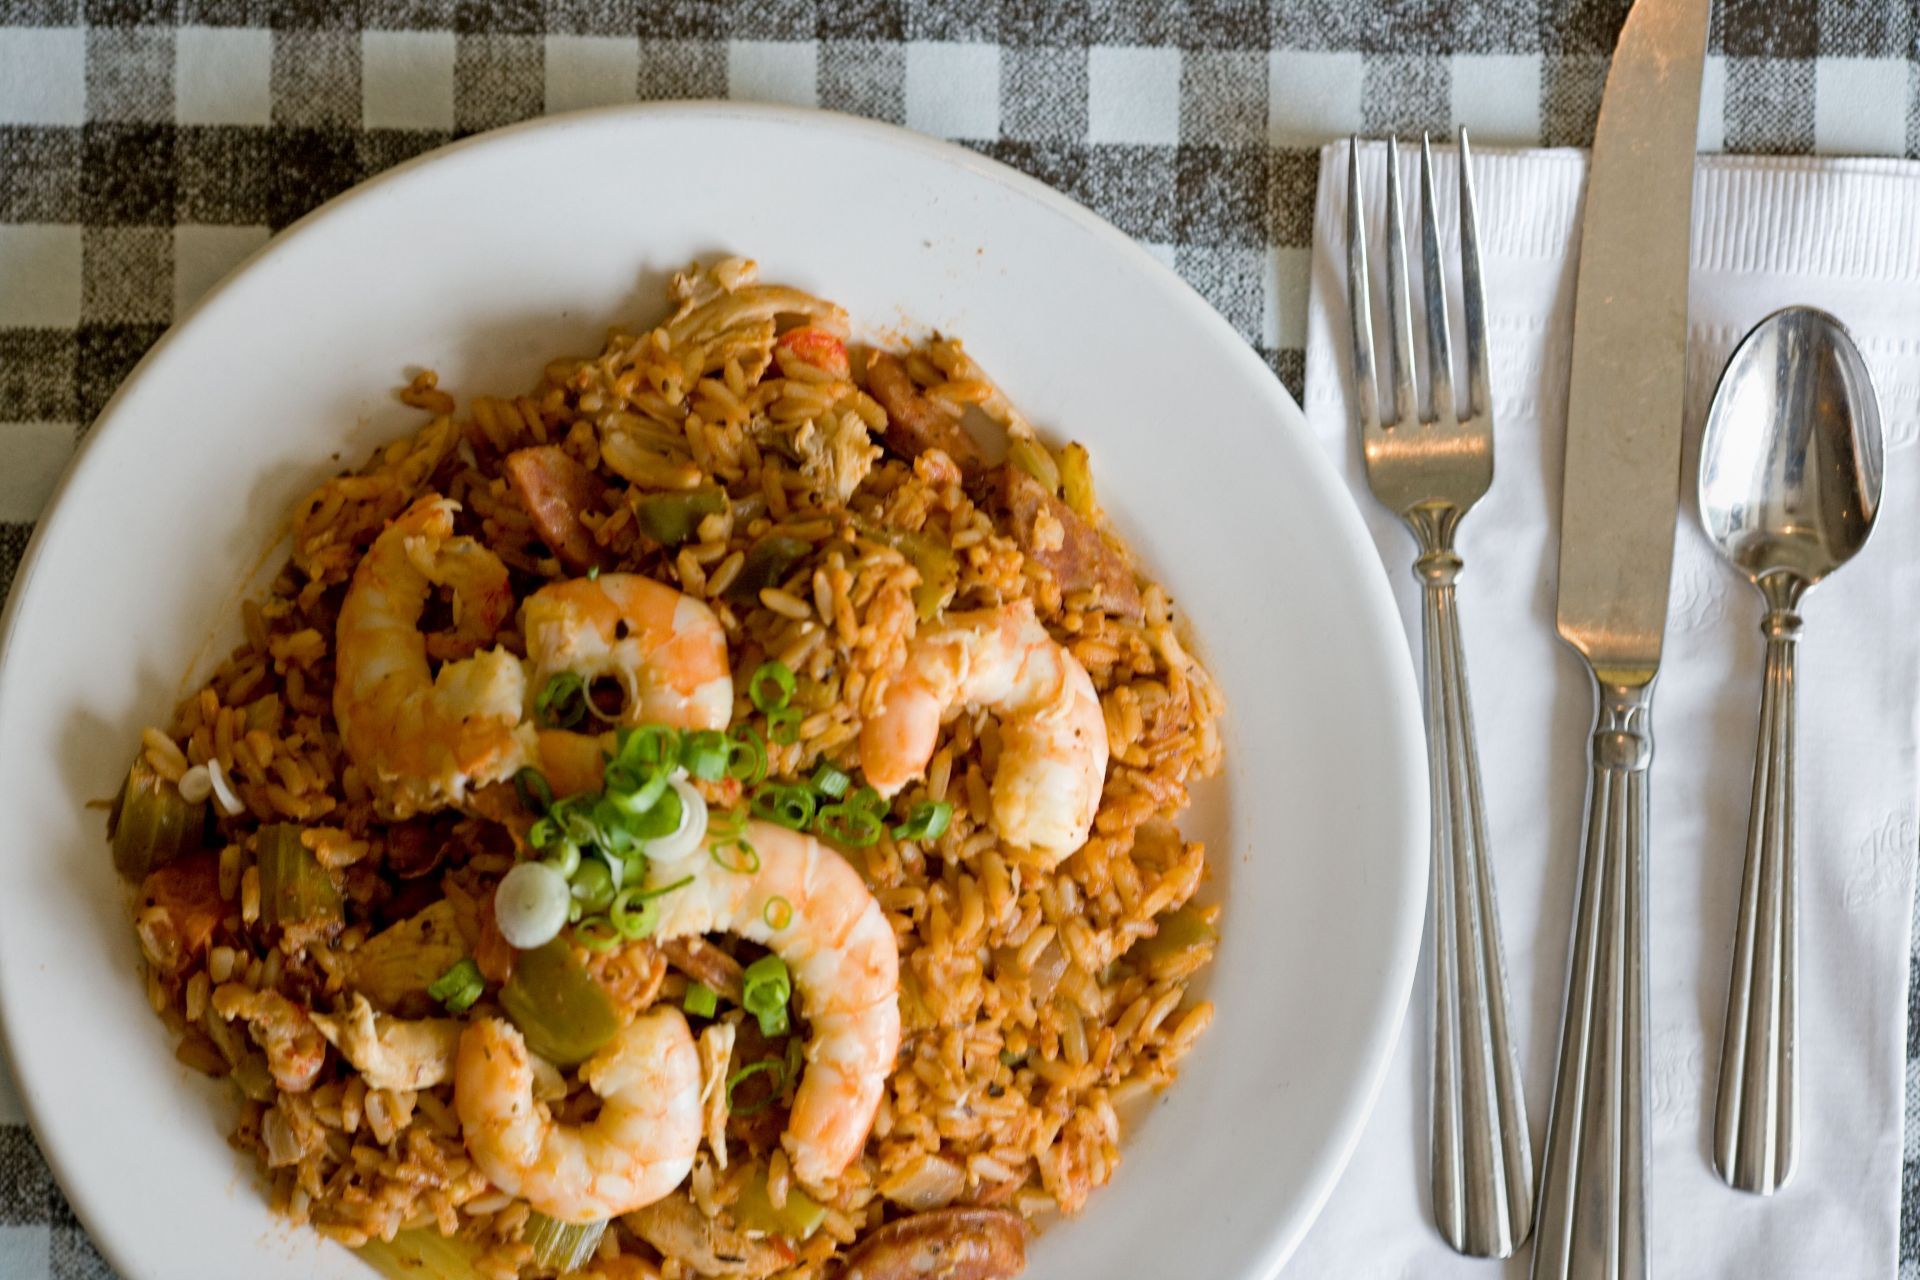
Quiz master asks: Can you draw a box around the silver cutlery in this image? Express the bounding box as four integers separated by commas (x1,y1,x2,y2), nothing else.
1700,307,1885,1195
1345,130,1534,1259
1535,0,1709,1274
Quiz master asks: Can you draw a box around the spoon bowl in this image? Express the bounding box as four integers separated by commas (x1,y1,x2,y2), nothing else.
1698,304,1884,1196
1699,306,1883,591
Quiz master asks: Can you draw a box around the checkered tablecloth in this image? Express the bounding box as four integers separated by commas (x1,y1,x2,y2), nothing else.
0,2,1915,1276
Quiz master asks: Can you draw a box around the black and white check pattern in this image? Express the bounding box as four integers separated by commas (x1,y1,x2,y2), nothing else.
0,2,1914,1275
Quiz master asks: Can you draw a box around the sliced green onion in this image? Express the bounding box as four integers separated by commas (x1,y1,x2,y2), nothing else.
783,1031,804,1089
426,957,485,1013
608,887,662,939
587,565,600,581
530,795,600,855
742,954,792,1038
625,785,684,840
513,767,553,815
608,875,692,939
748,660,796,713
603,766,671,824
750,783,816,831
814,802,883,848
710,838,760,874
682,730,729,782
614,724,680,773
540,841,581,879
892,800,952,842
574,916,621,950
767,706,802,745
707,806,748,844
726,724,768,784
845,785,886,818
726,1058,786,1116
569,858,616,915
534,671,590,730
809,763,851,799
763,896,793,930
683,982,718,1018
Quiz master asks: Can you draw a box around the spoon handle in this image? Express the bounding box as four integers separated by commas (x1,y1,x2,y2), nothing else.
1714,603,1800,1193
1416,550,1533,1257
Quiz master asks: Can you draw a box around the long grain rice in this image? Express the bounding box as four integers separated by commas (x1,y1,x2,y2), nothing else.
118,261,1225,1279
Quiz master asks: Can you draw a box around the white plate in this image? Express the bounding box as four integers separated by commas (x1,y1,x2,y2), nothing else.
0,104,1425,1280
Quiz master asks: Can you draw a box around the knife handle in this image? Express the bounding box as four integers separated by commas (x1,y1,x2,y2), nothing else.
1533,675,1652,1280
1713,603,1800,1193
1416,549,1534,1257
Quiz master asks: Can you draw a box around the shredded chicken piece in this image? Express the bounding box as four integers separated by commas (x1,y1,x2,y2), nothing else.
792,413,880,505
695,1020,737,1170
309,994,459,1091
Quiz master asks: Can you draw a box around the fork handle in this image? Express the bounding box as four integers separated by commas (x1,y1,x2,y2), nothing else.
1713,602,1800,1193
1416,548,1534,1257
1533,676,1653,1280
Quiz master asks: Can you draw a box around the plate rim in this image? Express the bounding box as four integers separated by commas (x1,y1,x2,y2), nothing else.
0,100,1428,1280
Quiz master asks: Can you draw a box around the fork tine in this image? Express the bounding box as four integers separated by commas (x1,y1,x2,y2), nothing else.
1382,136,1419,428
1418,134,1456,424
1457,128,1492,424
1345,138,1379,433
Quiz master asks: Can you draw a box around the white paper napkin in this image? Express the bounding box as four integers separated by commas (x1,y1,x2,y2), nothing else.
1288,145,1920,1279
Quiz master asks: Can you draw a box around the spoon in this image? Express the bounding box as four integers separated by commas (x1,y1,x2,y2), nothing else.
1699,305,1884,1195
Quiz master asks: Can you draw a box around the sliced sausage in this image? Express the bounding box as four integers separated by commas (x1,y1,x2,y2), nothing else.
865,352,987,475
504,445,611,572
979,465,1142,618
838,1208,1028,1280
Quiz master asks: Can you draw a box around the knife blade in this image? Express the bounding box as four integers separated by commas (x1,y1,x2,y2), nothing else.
1555,0,1709,675
1534,0,1710,1277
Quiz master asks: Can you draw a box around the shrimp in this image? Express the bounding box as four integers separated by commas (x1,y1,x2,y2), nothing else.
454,1008,702,1223
860,600,1109,864
647,820,900,1191
334,494,529,817
210,985,328,1093
521,575,732,734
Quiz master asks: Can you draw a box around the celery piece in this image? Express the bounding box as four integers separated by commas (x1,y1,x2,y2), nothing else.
499,938,619,1067
523,1212,606,1273
108,757,206,880
354,1227,485,1280
730,1169,827,1241
257,824,343,932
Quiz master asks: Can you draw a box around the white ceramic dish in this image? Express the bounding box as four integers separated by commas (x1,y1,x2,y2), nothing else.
0,104,1425,1280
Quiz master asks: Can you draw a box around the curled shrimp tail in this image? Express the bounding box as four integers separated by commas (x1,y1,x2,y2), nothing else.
454,1010,702,1223
334,495,529,817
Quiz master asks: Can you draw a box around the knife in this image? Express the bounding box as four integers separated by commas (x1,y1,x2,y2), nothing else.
1533,0,1710,1277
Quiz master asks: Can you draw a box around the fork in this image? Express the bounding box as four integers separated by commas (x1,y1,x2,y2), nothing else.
1345,132,1534,1259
